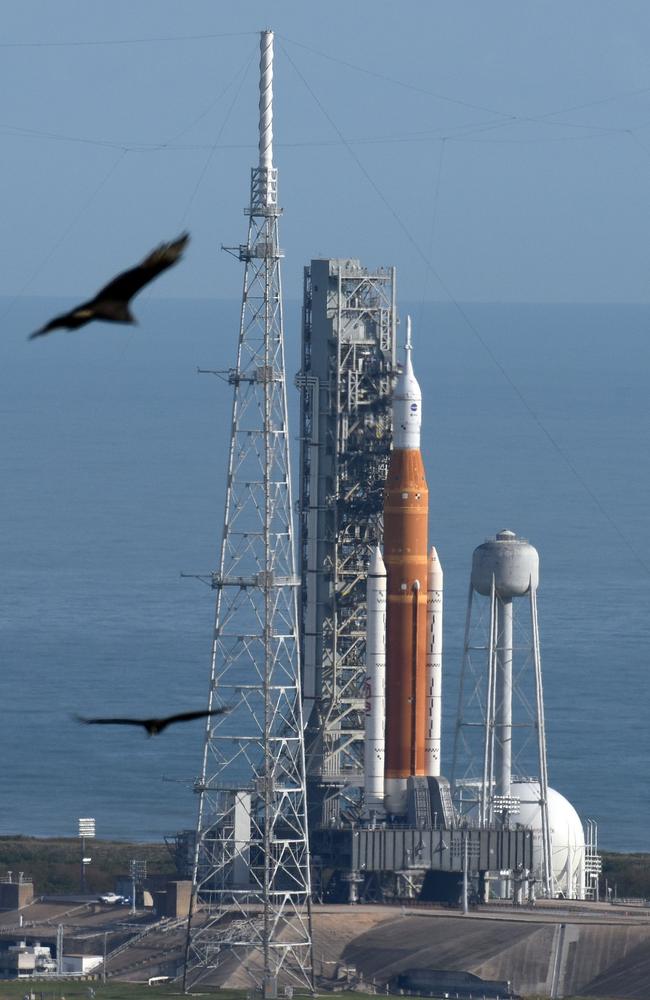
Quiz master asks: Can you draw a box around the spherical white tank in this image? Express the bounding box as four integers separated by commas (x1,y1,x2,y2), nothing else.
471,529,539,596
511,780,585,899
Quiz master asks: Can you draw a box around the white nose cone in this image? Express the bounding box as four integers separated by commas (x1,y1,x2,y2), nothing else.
393,316,422,450
368,546,387,578
427,546,443,590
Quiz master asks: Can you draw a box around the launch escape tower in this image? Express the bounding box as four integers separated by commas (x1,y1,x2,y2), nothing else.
183,32,313,994
297,260,398,827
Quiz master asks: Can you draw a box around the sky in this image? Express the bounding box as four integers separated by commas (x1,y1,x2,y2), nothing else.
2,1,650,306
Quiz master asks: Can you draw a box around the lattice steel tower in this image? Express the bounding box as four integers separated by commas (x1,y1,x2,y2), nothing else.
298,260,397,828
183,31,313,995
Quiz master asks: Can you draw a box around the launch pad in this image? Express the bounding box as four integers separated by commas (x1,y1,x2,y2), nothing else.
313,826,533,898
311,775,534,904
290,269,583,911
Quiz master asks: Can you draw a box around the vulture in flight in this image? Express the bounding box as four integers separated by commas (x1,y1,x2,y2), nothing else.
75,706,228,737
30,232,190,339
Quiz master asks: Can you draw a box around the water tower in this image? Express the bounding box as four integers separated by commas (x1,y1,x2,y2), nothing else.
451,529,553,896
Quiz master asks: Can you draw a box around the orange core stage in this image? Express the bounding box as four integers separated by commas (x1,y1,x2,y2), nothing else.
384,448,429,781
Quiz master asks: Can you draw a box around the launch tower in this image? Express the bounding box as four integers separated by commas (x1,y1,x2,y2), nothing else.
298,259,397,827
183,32,313,994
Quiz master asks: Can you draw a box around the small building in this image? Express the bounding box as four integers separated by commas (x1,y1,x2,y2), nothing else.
0,873,34,911
153,880,192,919
61,954,102,974
0,941,56,978
392,968,519,1000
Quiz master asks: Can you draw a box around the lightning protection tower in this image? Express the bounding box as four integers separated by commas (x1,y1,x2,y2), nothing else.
183,31,313,995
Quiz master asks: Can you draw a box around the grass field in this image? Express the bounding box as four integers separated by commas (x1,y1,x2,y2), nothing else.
0,984,178,1000
0,985,625,1000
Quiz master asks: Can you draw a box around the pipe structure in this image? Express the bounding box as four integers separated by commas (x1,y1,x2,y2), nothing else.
425,546,443,777
496,596,513,797
384,318,429,815
363,547,387,813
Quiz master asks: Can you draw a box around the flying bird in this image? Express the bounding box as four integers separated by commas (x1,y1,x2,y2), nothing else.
30,232,190,339
75,706,228,737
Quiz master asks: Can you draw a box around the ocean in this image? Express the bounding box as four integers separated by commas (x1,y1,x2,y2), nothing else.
0,297,648,852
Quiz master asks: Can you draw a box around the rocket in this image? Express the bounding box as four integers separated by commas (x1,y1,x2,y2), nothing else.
362,316,444,817
383,316,428,815
425,547,443,777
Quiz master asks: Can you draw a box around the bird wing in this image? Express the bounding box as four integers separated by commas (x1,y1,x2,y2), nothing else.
92,232,190,305
158,707,229,727
75,714,149,728
74,705,228,733
29,306,96,339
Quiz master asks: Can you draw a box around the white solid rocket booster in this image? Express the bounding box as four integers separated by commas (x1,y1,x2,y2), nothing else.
425,546,443,777
364,546,387,811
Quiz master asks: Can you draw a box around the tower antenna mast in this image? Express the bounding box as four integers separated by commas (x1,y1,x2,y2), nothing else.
183,30,314,995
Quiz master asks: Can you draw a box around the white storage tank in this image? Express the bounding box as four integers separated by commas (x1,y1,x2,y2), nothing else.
511,779,585,899
471,529,539,597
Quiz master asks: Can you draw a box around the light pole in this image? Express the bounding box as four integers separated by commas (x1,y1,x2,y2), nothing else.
56,923,64,975
129,859,147,915
78,818,95,894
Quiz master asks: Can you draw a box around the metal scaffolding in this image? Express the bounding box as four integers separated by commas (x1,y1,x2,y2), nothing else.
298,259,397,827
183,31,313,995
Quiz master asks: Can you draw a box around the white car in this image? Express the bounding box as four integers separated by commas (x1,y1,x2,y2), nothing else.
98,892,124,904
